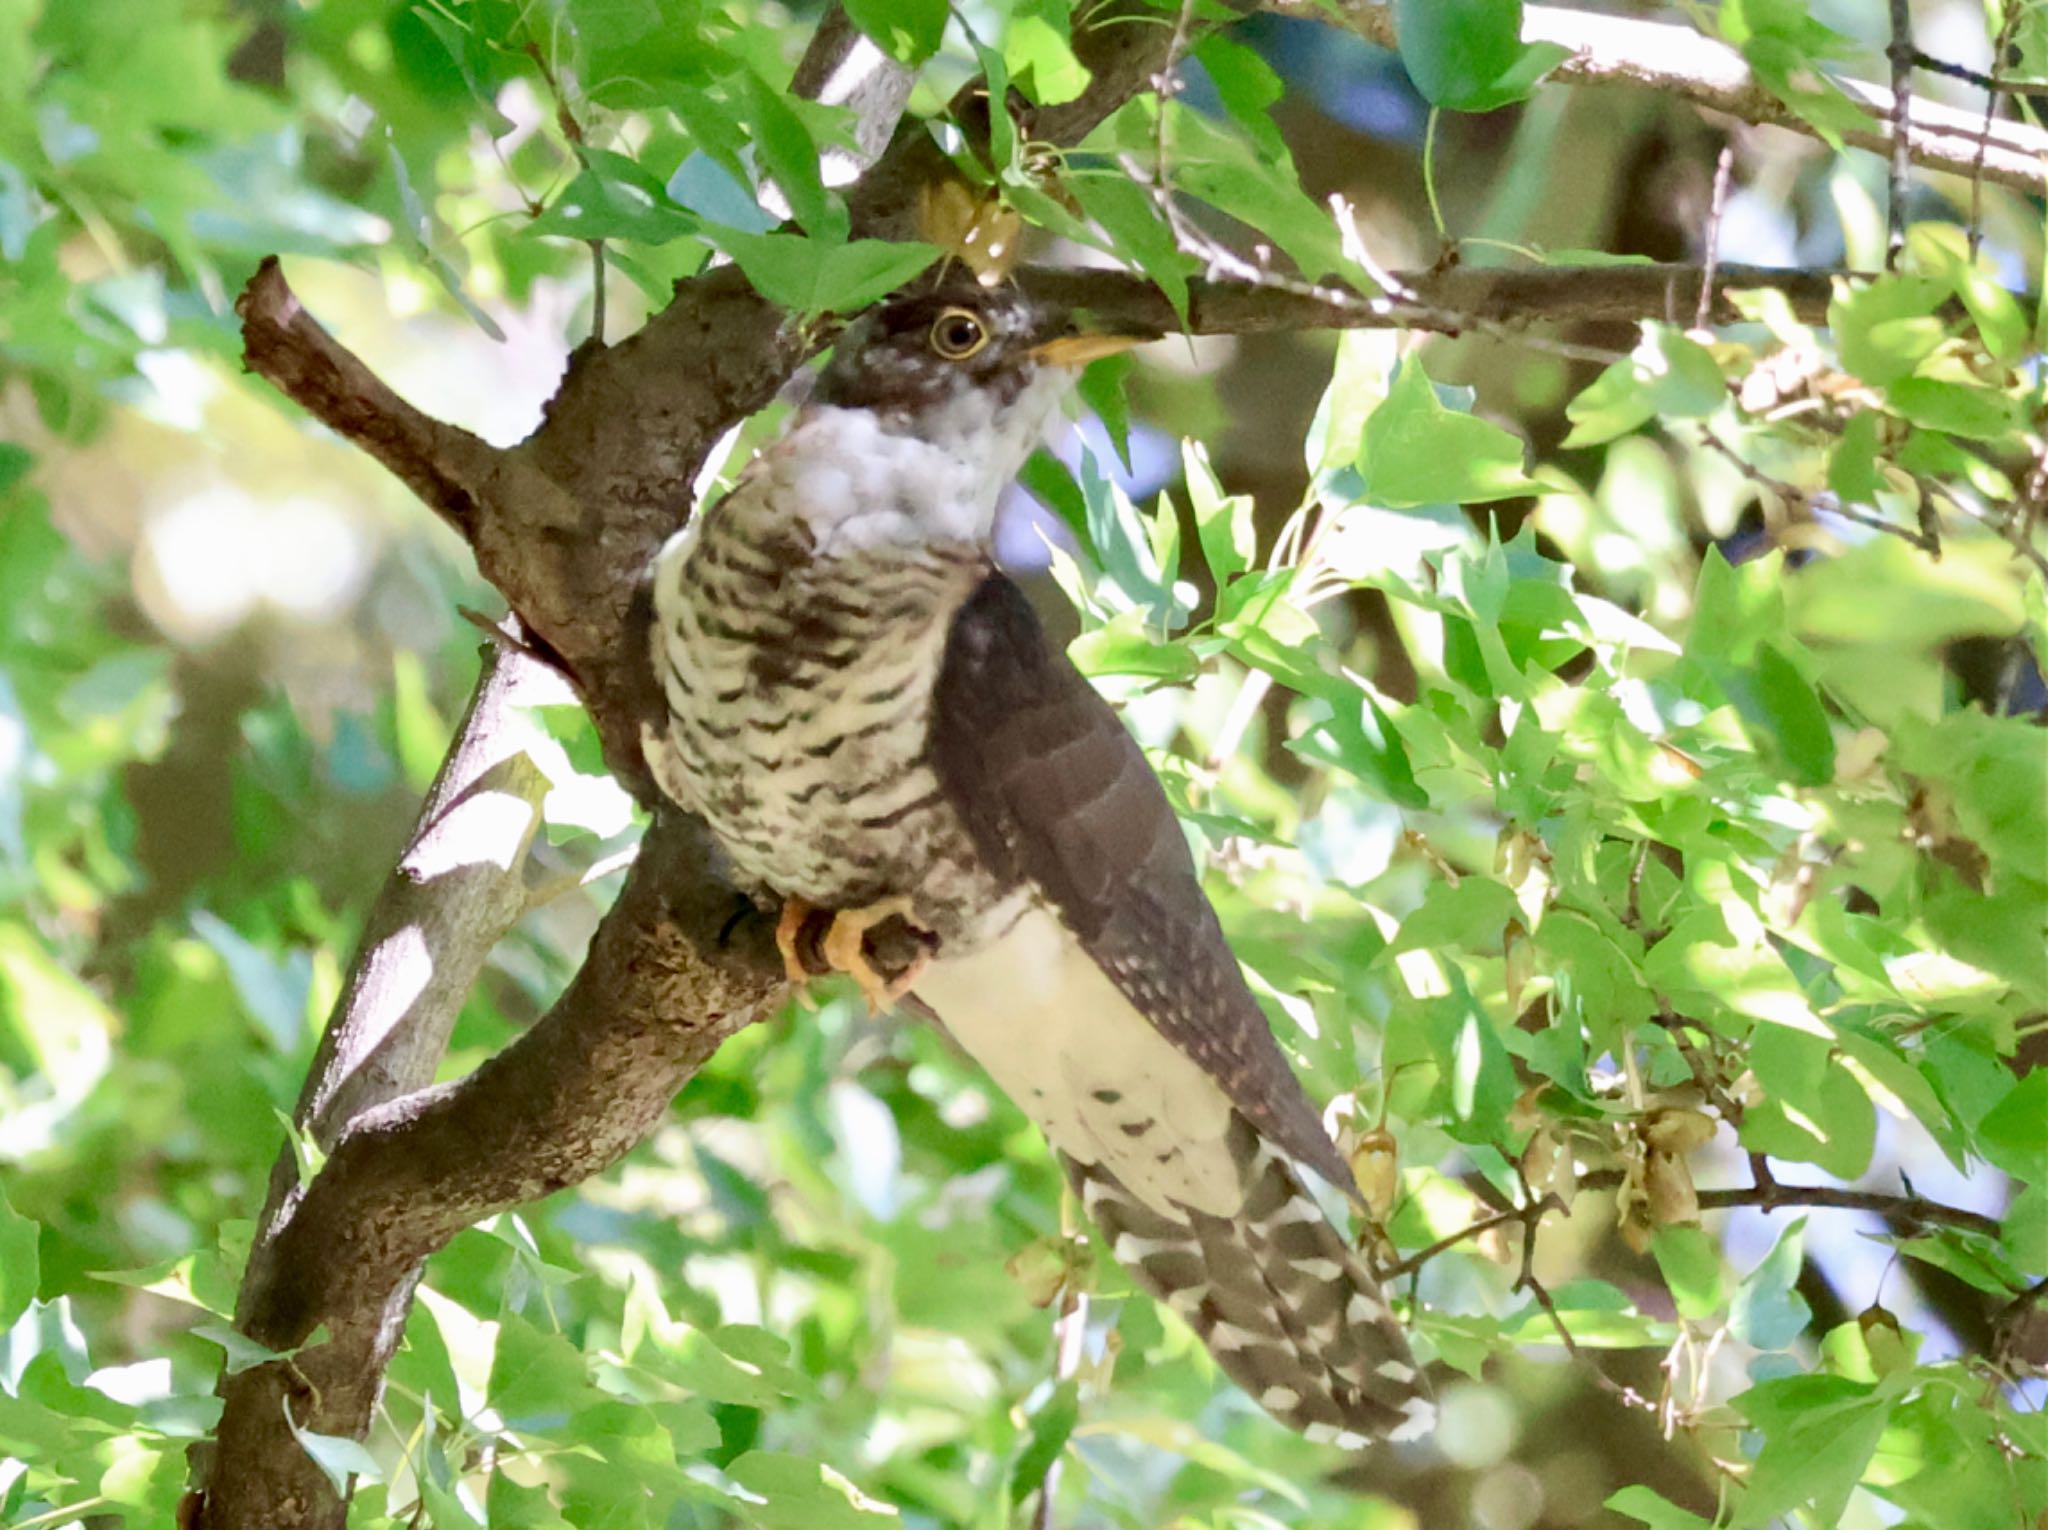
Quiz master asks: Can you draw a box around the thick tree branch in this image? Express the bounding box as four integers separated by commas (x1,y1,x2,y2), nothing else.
197,813,785,1528
1316,1,2048,199
195,639,555,1526
235,268,532,542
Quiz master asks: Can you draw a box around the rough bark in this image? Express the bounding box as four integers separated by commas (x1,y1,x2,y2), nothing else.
195,812,783,1528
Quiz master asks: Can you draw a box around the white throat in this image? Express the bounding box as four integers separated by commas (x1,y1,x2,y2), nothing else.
763,366,1071,558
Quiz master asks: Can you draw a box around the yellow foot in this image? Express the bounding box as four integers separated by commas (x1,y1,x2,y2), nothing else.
821,895,932,1014
774,898,816,984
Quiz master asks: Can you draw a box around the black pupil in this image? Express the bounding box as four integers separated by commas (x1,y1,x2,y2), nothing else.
942,317,980,352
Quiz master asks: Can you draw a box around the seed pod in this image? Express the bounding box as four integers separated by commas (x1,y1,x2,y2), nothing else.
1644,1147,1701,1228
1616,1144,1654,1254
1504,918,1533,1014
1350,1126,1400,1220
1521,1127,1558,1190
1642,1107,1716,1155
1006,1239,1073,1309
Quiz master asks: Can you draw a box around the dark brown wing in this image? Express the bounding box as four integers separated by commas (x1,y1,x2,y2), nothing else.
928,572,1357,1198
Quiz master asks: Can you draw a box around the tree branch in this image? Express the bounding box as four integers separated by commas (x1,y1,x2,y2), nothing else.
195,638,555,1526
1314,1,2048,199
196,813,786,1528
1570,1166,2005,1240
1023,259,1840,336
235,267,529,543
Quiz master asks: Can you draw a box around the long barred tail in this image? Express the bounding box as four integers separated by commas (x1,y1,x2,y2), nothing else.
1066,1114,1435,1447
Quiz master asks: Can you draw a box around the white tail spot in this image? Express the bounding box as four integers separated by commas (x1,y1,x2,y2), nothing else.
1389,1396,1438,1442
1207,1321,1260,1352
1346,1292,1387,1326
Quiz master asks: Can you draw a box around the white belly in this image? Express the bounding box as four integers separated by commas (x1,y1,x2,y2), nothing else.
914,907,1243,1218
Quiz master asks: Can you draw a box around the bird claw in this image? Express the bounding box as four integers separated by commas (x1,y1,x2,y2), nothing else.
774,895,934,1013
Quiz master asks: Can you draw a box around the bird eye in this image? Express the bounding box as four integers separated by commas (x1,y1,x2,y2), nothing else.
929,307,989,361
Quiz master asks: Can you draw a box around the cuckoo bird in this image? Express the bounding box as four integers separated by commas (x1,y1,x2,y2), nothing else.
641,281,1433,1447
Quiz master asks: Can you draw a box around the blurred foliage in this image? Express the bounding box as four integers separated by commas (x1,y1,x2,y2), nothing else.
2,1,2046,1528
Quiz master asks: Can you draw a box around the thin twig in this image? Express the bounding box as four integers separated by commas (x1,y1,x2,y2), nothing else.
1911,48,2041,93
1032,1282,1090,1530
1650,1013,1745,1126
1886,0,1915,270
1385,1201,1549,1281
1696,424,1942,556
1971,10,2026,258
1695,143,1736,332
1506,1169,1660,1413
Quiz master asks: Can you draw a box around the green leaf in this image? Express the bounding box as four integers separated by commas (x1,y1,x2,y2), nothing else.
1005,14,1088,105
1195,34,1286,159
1280,679,1427,808
1384,877,1518,958
740,69,839,239
1885,377,2015,440
530,150,697,244
725,1452,899,1527
713,232,940,314
1827,408,1884,506
1562,324,1725,447
1891,710,2048,896
1358,357,1541,506
1067,175,1189,323
1712,640,1835,787
1076,352,1133,470
0,921,117,1091
488,1313,594,1427
1307,329,1397,475
1735,1374,1891,1529
648,1322,808,1408
1906,222,2029,360
1831,276,1948,387
1182,439,1254,584
0,441,31,497
1393,0,1566,111
1534,912,1656,1053
1079,449,1188,628
1650,1227,1724,1321
1979,1072,2048,1183
1165,107,1350,280
1009,1380,1079,1505
190,1321,298,1376
0,1186,38,1332
666,151,776,234
1741,1025,1876,1178
842,0,947,64
1729,1217,1812,1350
286,1416,384,1498
1067,609,1199,683
1018,448,1087,543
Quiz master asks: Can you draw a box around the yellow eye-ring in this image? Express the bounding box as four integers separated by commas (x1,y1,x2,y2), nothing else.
929,306,989,361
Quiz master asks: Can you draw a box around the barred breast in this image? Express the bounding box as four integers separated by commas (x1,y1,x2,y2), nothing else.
642,441,1015,948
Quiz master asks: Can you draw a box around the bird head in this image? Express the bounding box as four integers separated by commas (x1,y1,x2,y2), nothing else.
811,284,1153,481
